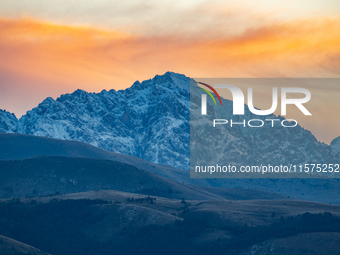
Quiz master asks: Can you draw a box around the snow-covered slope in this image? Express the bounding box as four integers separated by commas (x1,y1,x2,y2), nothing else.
18,72,190,169
331,136,340,153
0,72,339,170
0,110,19,133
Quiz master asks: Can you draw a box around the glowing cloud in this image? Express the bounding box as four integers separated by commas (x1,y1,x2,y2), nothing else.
0,16,339,144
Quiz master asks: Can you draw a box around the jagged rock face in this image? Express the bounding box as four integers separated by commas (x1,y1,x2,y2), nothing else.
0,110,18,133
18,72,191,169
0,72,339,170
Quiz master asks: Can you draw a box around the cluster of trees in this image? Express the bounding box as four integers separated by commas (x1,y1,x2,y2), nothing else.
178,198,191,214
120,211,340,255
126,196,156,204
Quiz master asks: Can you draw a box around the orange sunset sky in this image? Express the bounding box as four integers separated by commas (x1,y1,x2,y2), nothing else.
0,0,340,143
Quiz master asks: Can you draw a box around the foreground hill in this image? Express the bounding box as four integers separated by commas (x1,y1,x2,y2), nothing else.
0,235,49,255
1,192,340,255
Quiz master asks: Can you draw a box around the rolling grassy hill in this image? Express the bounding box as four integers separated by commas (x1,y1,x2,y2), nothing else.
0,155,287,200
1,133,340,204
1,193,340,255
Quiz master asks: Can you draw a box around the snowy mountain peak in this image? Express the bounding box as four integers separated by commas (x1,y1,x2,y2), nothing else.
127,72,190,93
72,89,89,96
40,97,56,106
0,110,18,133
0,109,17,118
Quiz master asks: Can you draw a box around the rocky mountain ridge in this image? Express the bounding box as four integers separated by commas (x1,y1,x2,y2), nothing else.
0,72,339,170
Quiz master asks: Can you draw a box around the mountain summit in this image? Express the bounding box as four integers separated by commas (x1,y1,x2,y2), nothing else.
0,72,338,170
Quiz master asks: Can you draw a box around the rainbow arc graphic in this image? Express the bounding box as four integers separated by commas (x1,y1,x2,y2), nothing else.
197,82,222,106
